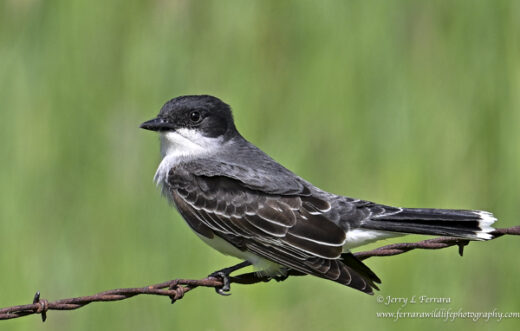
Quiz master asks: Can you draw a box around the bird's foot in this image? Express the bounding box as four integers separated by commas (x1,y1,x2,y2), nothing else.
208,271,232,296
272,274,289,282
208,261,252,296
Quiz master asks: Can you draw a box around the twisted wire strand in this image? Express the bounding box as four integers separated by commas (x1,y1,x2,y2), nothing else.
1,226,518,322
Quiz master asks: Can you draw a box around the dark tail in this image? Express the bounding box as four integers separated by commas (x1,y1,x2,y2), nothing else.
361,208,496,240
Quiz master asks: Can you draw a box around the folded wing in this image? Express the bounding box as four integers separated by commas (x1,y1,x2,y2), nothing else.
166,164,380,294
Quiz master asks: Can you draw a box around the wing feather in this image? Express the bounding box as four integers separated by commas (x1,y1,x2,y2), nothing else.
166,164,379,294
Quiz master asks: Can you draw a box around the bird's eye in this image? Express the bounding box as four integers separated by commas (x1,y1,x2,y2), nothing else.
189,111,201,123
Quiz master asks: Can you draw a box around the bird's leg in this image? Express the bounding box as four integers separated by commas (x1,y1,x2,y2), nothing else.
230,269,306,284
274,269,306,281
208,261,252,295
229,272,272,284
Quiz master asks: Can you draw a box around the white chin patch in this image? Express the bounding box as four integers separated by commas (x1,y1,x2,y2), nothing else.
154,128,223,185
160,129,208,158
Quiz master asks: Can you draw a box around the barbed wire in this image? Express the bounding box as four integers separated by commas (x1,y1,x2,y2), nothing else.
1,226,518,322
355,226,520,259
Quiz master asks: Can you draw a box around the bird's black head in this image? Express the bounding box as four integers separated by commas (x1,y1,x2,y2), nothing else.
140,95,237,139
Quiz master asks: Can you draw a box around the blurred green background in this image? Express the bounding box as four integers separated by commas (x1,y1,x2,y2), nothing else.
1,0,519,330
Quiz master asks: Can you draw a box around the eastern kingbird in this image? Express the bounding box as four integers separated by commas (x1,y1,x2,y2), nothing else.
140,95,496,295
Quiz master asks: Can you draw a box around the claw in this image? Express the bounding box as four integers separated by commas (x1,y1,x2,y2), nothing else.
216,288,231,296
210,271,232,296
273,274,289,282
208,261,252,296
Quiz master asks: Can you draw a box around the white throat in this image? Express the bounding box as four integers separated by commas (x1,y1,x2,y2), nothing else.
154,128,223,185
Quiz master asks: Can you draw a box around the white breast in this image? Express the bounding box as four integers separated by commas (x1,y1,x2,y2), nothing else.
153,128,223,185
196,233,286,277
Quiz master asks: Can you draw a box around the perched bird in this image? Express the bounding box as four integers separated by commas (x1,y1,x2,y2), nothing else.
140,95,496,295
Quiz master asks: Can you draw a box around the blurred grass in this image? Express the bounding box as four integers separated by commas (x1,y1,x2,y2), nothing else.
1,0,519,330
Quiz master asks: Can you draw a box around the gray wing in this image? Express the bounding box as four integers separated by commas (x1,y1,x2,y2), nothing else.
166,163,381,294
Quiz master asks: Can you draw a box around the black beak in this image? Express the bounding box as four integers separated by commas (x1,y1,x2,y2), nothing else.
140,117,173,131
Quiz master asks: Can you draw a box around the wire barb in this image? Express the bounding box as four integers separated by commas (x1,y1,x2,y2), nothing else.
1,226,518,322
32,292,48,322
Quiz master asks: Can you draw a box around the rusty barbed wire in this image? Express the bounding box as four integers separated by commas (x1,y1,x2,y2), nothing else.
0,226,518,322
355,226,520,260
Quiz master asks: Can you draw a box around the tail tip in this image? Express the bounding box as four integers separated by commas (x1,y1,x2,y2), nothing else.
475,210,497,240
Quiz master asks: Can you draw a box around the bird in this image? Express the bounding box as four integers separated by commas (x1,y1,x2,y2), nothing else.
140,95,497,295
